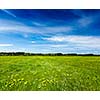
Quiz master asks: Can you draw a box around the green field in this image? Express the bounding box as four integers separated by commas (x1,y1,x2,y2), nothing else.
0,56,100,91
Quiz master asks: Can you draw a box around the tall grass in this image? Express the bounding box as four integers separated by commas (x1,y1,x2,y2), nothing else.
0,56,100,91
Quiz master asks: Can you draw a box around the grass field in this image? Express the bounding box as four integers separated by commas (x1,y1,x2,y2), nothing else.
0,56,100,91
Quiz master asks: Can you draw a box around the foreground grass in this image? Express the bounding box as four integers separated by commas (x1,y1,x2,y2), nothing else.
0,56,100,91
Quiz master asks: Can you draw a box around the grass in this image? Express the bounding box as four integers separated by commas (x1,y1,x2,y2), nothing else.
0,56,100,91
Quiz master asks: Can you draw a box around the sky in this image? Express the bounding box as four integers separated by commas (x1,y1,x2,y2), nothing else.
0,9,100,54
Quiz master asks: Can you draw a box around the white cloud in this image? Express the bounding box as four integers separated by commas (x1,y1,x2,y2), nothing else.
45,26,73,33
44,35,100,43
71,9,86,18
0,44,13,47
50,44,68,48
1,9,16,18
0,25,72,34
78,17,93,27
32,22,45,26
0,19,24,26
44,36,67,42
43,35,100,48
0,18,73,34
31,41,35,43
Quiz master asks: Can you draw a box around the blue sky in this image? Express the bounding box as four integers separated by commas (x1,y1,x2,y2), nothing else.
0,9,100,54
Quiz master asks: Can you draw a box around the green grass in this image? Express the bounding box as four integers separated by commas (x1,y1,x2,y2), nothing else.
0,56,100,91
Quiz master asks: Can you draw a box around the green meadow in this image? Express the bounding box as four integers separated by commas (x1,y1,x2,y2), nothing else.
0,56,100,91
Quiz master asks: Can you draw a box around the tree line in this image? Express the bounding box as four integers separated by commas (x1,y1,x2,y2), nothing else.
0,52,100,56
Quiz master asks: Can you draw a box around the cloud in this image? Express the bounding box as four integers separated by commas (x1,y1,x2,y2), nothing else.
32,21,46,26
71,9,86,18
78,17,93,27
1,9,16,18
0,44,13,47
0,19,73,34
43,35,100,48
50,44,68,48
77,12,100,28
44,36,67,42
31,41,35,43
44,26,73,33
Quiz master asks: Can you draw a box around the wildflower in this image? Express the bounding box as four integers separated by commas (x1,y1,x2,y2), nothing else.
13,79,16,82
5,84,8,87
67,74,70,76
11,75,14,78
24,81,28,85
38,84,41,88
18,79,21,81
21,78,24,81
